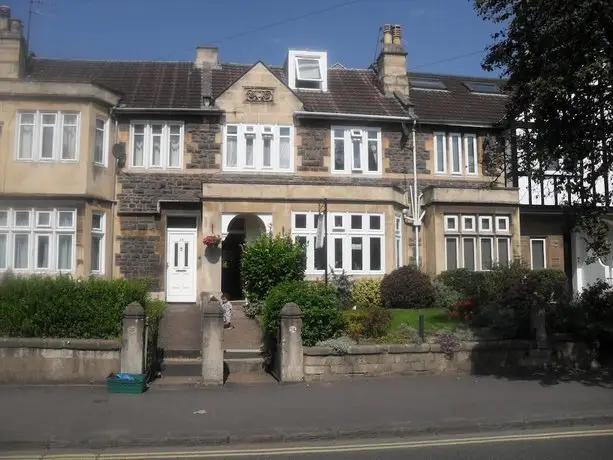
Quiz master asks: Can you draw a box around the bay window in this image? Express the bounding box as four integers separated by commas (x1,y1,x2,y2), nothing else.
130,122,183,169
332,127,382,175
434,132,479,176
224,124,293,172
444,213,511,271
292,211,384,275
16,111,80,161
0,208,76,273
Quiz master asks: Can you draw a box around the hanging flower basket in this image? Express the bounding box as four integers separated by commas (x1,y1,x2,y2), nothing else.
203,234,222,248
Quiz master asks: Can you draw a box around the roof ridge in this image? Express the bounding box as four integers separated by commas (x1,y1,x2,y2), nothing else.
408,70,507,82
32,57,193,64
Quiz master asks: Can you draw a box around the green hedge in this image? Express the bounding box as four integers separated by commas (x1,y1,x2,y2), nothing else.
0,275,154,339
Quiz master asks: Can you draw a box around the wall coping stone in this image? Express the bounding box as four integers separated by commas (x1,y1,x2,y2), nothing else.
0,337,121,351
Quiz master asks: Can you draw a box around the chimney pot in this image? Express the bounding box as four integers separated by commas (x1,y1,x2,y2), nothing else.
392,25,402,45
0,6,10,18
382,24,392,45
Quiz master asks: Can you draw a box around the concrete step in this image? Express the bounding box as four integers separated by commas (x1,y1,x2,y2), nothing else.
161,358,201,377
163,349,201,359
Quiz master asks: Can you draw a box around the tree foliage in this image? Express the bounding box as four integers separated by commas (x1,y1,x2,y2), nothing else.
474,0,613,257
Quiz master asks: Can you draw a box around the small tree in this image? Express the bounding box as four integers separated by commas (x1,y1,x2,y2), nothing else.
241,232,306,303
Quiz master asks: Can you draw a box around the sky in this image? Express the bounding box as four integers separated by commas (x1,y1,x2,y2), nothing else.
7,0,502,77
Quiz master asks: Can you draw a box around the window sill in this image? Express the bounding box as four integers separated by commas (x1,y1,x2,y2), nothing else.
93,162,107,168
331,171,382,176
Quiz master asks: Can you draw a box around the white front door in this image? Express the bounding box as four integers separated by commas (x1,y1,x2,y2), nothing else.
166,231,197,303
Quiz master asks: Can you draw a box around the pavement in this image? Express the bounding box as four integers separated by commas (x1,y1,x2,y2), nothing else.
1,373,613,452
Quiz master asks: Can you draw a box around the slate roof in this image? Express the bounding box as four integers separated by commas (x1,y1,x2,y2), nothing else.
25,57,509,125
407,71,509,126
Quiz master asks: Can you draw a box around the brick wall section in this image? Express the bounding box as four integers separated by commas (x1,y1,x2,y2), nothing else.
117,173,202,213
383,128,430,175
297,119,329,172
185,120,221,169
115,215,164,291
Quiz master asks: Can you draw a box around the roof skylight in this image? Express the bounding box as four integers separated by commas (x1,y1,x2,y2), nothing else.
410,79,447,90
464,81,501,94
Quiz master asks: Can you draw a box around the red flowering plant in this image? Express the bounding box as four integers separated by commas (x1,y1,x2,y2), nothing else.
203,234,222,248
448,297,474,323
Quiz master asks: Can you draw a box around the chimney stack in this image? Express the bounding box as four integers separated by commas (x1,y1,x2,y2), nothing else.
0,6,26,79
195,46,219,69
376,23,409,99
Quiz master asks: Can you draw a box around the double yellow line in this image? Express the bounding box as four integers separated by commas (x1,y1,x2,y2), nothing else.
3,428,613,459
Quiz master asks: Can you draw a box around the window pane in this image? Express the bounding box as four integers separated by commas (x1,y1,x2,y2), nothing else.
314,243,326,270
334,215,343,228
395,237,401,268
0,211,6,227
227,125,238,135
184,242,189,267
351,215,362,229
436,135,445,172
19,123,34,159
169,132,181,167
36,235,50,269
94,123,104,163
531,240,545,269
367,139,378,171
62,123,77,160
92,213,103,230
294,214,307,229
370,237,382,271
279,137,291,169
14,234,29,269
173,242,179,267
41,125,55,159
334,138,345,171
498,238,509,267
263,137,272,167
58,211,74,228
463,238,475,270
446,237,458,270
352,138,361,170
245,137,254,167
151,132,162,166
133,133,144,167
451,135,461,173
37,212,51,227
15,211,30,227
296,58,322,80
351,237,363,270
334,238,343,269
466,136,476,173
91,235,102,272
226,135,237,167
57,235,73,270
369,215,381,230
480,238,493,270
0,234,7,269
280,127,290,136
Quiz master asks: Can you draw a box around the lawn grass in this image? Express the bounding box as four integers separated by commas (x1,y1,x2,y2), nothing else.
389,307,460,331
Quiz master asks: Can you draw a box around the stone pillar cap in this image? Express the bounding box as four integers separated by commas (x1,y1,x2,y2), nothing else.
281,302,302,318
203,302,224,317
122,301,145,318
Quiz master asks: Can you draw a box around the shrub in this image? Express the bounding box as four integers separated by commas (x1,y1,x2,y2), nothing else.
349,279,382,310
0,275,150,339
448,298,475,323
437,269,487,299
431,279,463,312
377,323,423,344
434,329,462,359
330,270,354,309
343,305,392,340
243,300,264,319
262,280,344,346
316,336,356,354
381,265,435,309
241,232,306,304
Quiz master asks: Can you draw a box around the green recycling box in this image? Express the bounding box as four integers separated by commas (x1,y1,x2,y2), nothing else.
106,373,146,394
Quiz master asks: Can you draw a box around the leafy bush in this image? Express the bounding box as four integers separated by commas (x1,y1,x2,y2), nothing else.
241,233,306,304
330,270,354,309
349,279,382,310
377,323,423,344
316,336,356,354
243,301,264,319
437,269,488,299
343,305,392,340
0,275,151,339
381,265,435,309
432,279,463,312
261,280,344,346
434,329,462,358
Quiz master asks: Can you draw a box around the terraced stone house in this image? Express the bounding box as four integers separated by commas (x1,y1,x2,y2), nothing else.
3,5,601,301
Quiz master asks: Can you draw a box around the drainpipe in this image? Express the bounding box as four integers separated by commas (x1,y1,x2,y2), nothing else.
412,119,420,268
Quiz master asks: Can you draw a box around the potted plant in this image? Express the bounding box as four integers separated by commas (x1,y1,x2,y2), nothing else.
203,234,222,249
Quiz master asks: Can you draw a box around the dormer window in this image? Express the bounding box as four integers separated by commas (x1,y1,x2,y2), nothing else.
288,50,328,91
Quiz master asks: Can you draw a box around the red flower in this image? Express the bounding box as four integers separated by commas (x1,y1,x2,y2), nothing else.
203,234,222,247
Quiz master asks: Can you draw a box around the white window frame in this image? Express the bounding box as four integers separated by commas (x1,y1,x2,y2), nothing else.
434,132,447,174
91,212,105,275
464,134,478,175
496,237,511,267
495,216,510,233
15,111,80,162
449,133,463,175
94,117,109,167
530,238,547,269
332,214,344,231
129,121,184,170
0,208,77,274
291,211,385,275
288,50,328,91
223,124,294,172
331,127,382,176
479,216,493,233
462,215,476,233
394,215,402,269
462,237,477,270
444,215,459,232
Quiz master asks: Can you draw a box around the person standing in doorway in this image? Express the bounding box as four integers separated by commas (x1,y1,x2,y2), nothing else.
221,293,233,329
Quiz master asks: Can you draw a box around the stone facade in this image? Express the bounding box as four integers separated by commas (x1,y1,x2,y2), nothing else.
384,127,430,175
296,119,329,172
115,215,164,291
185,119,221,169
